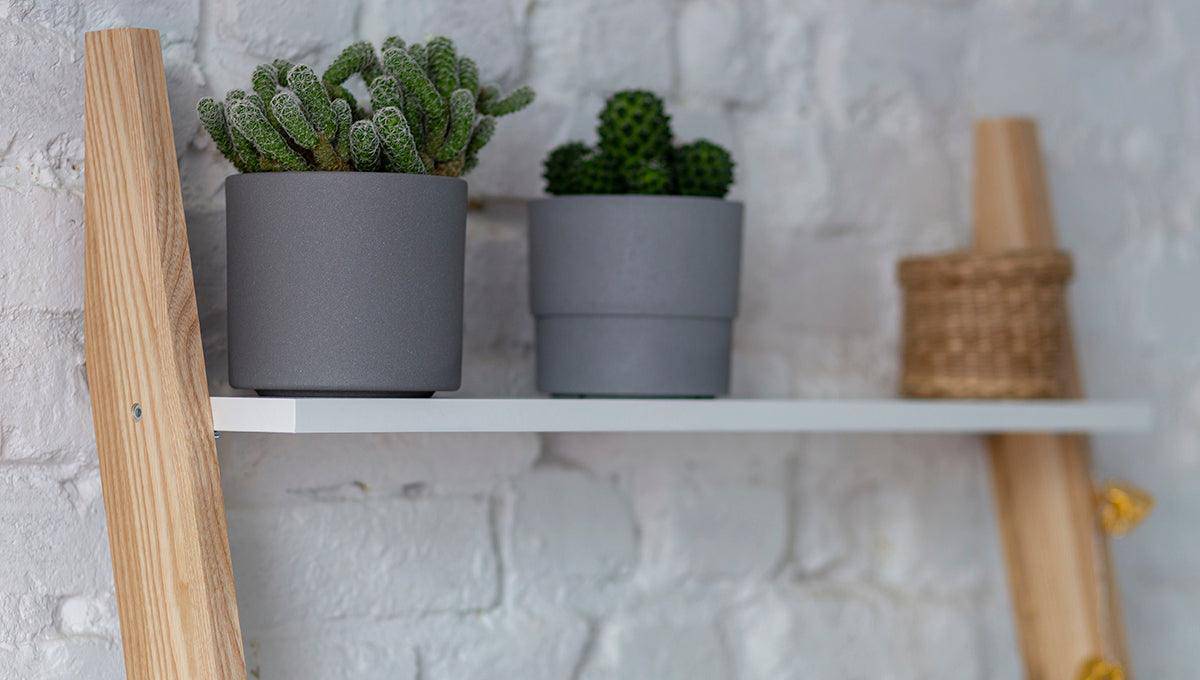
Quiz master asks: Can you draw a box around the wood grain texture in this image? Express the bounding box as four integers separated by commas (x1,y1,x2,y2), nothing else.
84,28,246,680
973,118,1128,680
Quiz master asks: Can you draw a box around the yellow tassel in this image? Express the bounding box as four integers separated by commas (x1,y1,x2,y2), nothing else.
1096,481,1154,536
1078,656,1125,680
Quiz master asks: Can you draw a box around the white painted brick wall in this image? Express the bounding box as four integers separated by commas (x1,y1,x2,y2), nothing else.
1,0,1197,677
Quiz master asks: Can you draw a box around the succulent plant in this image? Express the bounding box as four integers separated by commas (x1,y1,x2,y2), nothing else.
198,36,535,177
597,89,672,166
673,140,734,198
622,158,672,195
543,90,734,198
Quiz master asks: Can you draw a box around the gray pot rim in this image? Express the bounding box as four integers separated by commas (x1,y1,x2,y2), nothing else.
226,171,468,188
530,194,742,209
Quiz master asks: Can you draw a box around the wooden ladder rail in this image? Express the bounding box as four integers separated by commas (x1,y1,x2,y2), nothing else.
84,28,247,680
974,118,1130,680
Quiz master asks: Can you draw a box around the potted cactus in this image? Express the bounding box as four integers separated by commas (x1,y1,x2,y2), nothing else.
199,37,533,396
529,90,742,397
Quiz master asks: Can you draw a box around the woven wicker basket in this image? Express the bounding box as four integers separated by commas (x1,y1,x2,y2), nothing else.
898,249,1073,399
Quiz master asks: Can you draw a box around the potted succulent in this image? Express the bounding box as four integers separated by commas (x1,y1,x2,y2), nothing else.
199,37,534,396
529,91,742,397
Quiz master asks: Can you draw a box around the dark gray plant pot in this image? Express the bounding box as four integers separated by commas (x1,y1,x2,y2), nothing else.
226,172,466,397
528,195,744,397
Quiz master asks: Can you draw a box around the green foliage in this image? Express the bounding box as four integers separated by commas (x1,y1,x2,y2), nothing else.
350,119,381,171
542,141,590,195
462,116,495,173
270,91,318,149
369,75,402,111
673,139,735,198
457,57,479,97
375,106,424,173
196,36,535,177
425,36,459,100
597,90,672,166
228,98,307,171
622,158,672,195
479,86,535,117
542,90,735,197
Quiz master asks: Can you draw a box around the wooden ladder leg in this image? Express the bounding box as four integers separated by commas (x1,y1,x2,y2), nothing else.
84,28,247,680
973,118,1128,680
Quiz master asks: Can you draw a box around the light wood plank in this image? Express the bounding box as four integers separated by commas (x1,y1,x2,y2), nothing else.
84,28,246,680
973,117,1128,680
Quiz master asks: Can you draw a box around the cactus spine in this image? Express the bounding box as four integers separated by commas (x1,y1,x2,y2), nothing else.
198,36,534,177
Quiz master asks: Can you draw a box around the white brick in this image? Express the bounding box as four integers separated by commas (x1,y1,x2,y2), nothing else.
0,22,83,191
727,585,911,680
789,435,999,595
0,187,82,310
635,468,788,581
218,432,538,506
732,110,831,229
249,634,418,680
582,0,674,93
222,0,359,58
0,593,53,644
357,0,526,85
55,593,119,638
2,639,125,680
511,469,637,581
583,614,730,680
228,495,497,628
414,607,590,680
0,309,92,462
84,0,201,42
677,0,766,106
0,467,112,595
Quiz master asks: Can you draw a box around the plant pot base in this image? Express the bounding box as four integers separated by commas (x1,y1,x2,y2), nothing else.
536,315,732,398
256,389,436,398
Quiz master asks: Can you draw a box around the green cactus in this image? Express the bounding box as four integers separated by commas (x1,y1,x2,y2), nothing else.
479,86,534,117
198,37,533,177
251,65,279,123
462,116,495,173
673,139,734,198
333,98,353,162
382,35,405,53
382,46,446,150
542,142,590,195
597,90,672,166
228,98,308,171
288,64,336,139
375,106,425,174
425,36,458,100
270,91,318,149
436,89,475,162
197,98,244,171
541,90,735,197
457,57,479,97
622,158,672,195
571,151,623,194
324,40,375,88
349,119,381,171
272,59,294,86
369,75,403,112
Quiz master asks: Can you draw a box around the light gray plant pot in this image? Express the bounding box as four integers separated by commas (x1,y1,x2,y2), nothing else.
226,172,466,397
528,195,744,397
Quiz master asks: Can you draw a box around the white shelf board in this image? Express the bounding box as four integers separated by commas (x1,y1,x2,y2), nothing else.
209,397,1152,434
